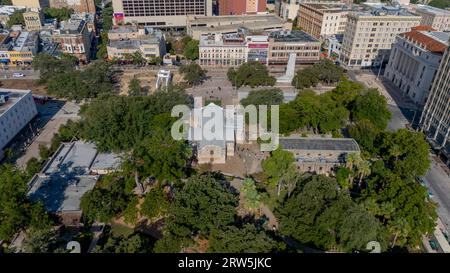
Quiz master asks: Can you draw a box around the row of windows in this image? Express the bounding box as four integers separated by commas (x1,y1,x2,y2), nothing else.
0,96,35,148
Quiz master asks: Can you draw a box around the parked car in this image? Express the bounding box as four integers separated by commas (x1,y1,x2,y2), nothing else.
12,73,25,78
415,176,426,186
429,240,439,251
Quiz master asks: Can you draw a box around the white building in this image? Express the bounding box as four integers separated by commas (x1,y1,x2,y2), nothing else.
384,26,449,105
414,5,450,32
199,33,247,67
419,45,450,163
275,0,300,21
339,6,421,67
0,89,38,159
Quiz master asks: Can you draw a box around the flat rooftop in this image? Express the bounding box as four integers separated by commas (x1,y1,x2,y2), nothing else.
302,3,348,11
59,19,86,34
109,39,141,49
416,5,450,15
0,89,31,116
12,31,38,52
188,14,285,25
28,141,122,213
269,30,319,43
279,137,360,152
28,176,98,212
355,5,419,17
109,25,138,34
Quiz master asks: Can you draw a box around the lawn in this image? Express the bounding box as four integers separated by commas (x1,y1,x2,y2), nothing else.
110,223,134,237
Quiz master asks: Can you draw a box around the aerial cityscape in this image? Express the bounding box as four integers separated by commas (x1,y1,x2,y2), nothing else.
0,0,449,259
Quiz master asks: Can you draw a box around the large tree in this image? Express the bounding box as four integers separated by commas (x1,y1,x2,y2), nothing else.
0,165,53,241
80,175,130,223
183,39,199,60
277,175,386,252
132,130,191,182
208,224,283,253
261,147,295,186
80,86,191,151
240,88,283,107
292,59,343,89
361,171,437,247
227,61,276,88
351,89,391,131
348,119,380,155
376,129,430,178
166,174,239,238
179,62,207,85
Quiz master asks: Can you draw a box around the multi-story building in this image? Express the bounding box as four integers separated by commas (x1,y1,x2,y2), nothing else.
28,141,121,226
279,137,361,174
70,12,97,37
199,30,319,67
0,5,25,27
23,9,44,32
419,45,450,163
268,30,321,65
107,26,166,61
339,6,421,67
384,26,449,106
199,33,247,67
112,0,213,28
11,0,49,9
297,3,349,39
275,0,300,21
53,18,91,63
187,14,291,40
218,0,267,15
0,30,39,66
49,0,96,14
0,89,38,160
414,5,450,32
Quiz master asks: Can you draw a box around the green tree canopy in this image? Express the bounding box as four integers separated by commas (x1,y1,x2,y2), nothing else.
128,77,145,96
240,88,283,107
0,165,53,241
277,175,387,252
280,90,349,134
43,7,74,21
351,89,391,131
348,119,380,155
141,186,170,219
361,170,436,247
261,147,295,186
183,39,199,60
376,129,430,178
7,10,25,28
292,59,343,89
428,0,450,9
179,62,207,85
208,224,283,253
80,175,130,223
227,61,276,88
240,179,261,212
132,130,191,182
166,174,238,238
79,86,191,151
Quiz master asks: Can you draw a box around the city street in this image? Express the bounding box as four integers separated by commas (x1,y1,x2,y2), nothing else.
15,101,81,169
0,68,40,80
424,157,450,236
348,68,450,249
